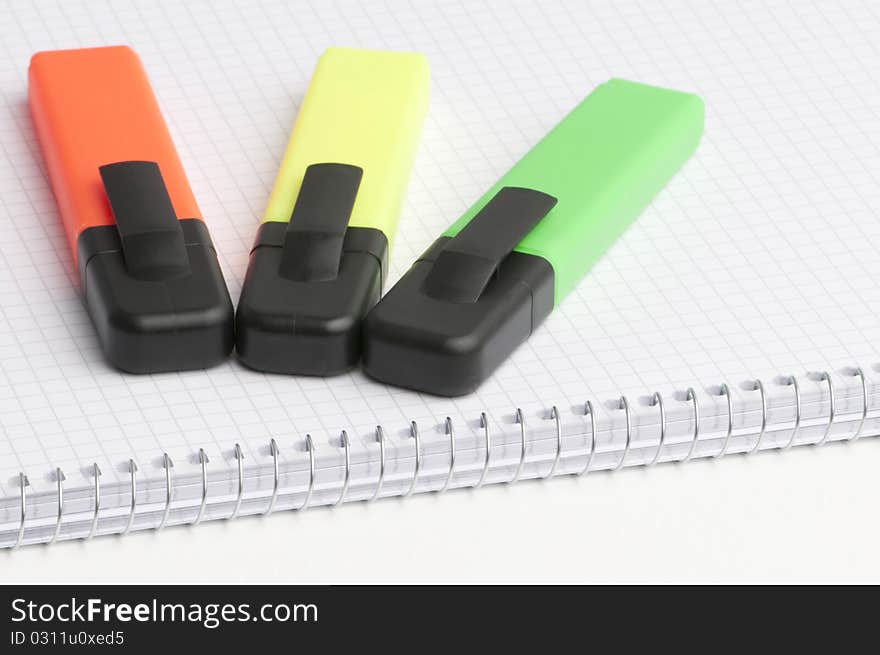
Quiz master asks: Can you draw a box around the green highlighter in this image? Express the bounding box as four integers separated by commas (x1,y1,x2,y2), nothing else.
363,79,704,396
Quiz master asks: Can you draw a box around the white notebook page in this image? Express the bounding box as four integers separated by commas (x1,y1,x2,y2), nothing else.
1,0,879,542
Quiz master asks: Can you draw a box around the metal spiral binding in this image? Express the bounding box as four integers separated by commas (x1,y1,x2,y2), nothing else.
122,459,138,536
370,426,386,502
264,439,280,517
716,384,734,457
748,380,767,455
476,413,491,488
815,372,835,446
850,367,868,441
49,468,65,545
649,393,666,466
13,473,29,549
301,435,316,511
545,407,562,479
405,421,421,497
681,388,701,463
230,444,245,520
613,396,631,471
193,449,209,526
511,409,526,483
335,431,351,507
87,463,101,540
4,365,876,548
581,401,597,475
157,453,173,531
783,376,801,450
439,418,456,493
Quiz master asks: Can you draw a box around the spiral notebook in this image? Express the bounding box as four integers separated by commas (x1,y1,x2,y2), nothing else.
1,0,879,548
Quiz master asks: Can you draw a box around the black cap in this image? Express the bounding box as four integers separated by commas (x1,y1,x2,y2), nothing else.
235,163,388,375
363,187,557,396
77,160,234,373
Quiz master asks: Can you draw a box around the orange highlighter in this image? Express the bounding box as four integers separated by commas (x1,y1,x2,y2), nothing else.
28,46,234,373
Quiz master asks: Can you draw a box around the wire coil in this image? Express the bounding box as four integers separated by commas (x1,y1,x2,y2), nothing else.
3,366,875,548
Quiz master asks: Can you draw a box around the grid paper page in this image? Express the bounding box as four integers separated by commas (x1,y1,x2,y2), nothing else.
1,0,880,539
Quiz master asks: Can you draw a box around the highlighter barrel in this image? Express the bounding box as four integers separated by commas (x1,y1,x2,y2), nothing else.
236,47,429,375
364,79,704,396
29,46,234,373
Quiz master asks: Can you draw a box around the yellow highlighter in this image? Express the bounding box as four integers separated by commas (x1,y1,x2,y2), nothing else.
235,48,429,375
